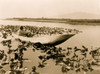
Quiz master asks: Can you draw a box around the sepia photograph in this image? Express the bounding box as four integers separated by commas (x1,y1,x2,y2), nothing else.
0,0,100,74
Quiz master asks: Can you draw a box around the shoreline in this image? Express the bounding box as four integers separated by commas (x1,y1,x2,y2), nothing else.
5,18,100,25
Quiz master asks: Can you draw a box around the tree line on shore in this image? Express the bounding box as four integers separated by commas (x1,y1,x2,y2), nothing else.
6,18,100,25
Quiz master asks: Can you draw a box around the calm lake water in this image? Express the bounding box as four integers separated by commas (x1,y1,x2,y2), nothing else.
0,20,100,74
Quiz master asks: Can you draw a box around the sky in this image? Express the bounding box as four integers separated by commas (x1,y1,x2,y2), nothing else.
0,0,100,18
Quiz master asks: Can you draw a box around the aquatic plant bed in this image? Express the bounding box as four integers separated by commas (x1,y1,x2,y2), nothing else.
0,37,99,74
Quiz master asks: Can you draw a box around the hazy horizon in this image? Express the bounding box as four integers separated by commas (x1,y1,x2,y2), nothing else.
0,0,100,19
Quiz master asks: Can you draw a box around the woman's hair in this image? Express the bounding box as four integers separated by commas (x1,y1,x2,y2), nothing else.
20,26,23,30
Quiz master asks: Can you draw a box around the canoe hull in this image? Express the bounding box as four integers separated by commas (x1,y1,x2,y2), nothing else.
0,34,75,46
42,34,75,46
14,34,75,46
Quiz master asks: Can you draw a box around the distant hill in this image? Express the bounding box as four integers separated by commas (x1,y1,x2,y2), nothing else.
58,12,100,19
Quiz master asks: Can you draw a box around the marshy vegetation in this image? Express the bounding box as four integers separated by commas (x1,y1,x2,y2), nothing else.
0,25,99,74
0,37,100,74
0,25,79,38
